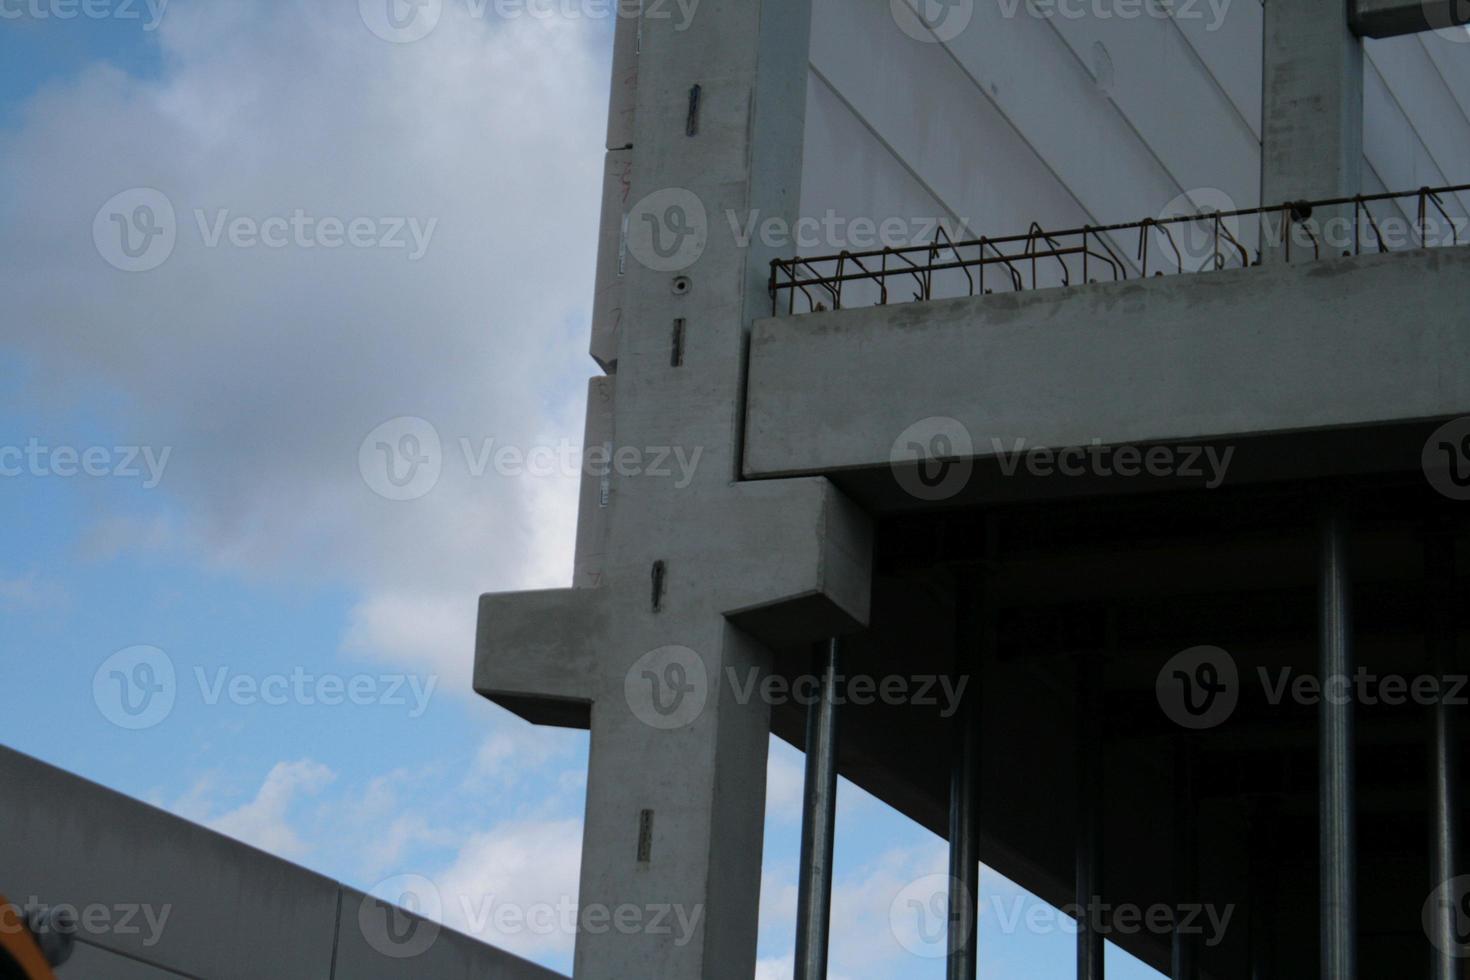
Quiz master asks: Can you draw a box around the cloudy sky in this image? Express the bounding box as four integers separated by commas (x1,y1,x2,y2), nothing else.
0,2,1164,976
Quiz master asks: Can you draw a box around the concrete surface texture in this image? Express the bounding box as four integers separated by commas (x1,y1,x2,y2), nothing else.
477,0,1470,976
0,746,563,980
744,244,1470,484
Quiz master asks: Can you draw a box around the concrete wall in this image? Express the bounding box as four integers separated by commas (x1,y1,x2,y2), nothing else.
0,746,564,980
799,0,1470,291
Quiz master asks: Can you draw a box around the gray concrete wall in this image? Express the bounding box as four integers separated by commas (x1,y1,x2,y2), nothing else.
0,746,563,980
800,0,1470,298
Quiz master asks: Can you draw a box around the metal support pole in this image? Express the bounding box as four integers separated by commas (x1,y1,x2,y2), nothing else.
1318,499,1357,980
1077,649,1105,980
1171,738,1196,980
1247,799,1277,980
794,638,841,980
1426,528,1460,980
947,570,982,980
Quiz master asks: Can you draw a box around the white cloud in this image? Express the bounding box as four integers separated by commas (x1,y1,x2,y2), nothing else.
764,740,806,823
755,953,852,980
189,758,336,859
0,571,66,610
433,817,584,960
0,1,606,686
758,839,950,980
343,589,477,690
754,954,794,979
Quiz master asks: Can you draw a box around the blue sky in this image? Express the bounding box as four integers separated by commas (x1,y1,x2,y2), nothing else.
0,3,1166,976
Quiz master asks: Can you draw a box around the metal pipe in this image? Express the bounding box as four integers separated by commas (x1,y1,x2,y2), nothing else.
1170,738,1196,980
1318,499,1357,980
947,571,982,980
1077,650,1105,980
1247,797,1278,980
1426,528,1460,980
794,638,842,980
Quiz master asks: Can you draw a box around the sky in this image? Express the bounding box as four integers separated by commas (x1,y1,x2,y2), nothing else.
0,2,1169,976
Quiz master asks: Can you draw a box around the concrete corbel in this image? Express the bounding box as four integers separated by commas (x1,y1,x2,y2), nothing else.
474,587,606,729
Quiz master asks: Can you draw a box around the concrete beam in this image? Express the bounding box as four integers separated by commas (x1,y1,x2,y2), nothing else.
1351,0,1470,37
475,587,604,729
743,246,1470,492
477,477,873,728
0,746,562,980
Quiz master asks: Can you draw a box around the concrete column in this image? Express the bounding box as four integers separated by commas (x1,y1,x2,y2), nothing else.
1261,0,1364,258
947,570,982,980
1170,739,1196,980
1318,500,1357,980
564,4,823,978
1425,527,1461,980
1076,652,1105,980
794,639,841,980
1247,803,1278,980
